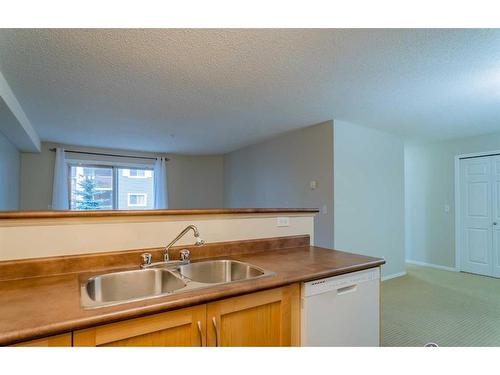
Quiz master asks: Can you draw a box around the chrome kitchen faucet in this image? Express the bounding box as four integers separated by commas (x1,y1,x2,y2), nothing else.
140,224,205,268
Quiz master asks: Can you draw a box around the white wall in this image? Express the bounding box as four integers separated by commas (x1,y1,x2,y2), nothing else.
0,131,20,210
334,120,405,278
405,132,500,268
0,213,314,260
0,71,40,152
223,121,334,248
19,142,224,210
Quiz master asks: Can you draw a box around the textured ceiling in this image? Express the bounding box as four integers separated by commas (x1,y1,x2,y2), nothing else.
0,29,499,154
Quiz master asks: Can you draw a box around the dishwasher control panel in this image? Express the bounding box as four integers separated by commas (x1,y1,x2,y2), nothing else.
302,267,380,297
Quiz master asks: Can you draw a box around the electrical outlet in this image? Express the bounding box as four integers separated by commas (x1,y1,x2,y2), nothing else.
277,217,290,227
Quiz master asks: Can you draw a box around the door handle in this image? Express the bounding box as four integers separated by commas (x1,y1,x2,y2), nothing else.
197,320,203,346
212,316,220,347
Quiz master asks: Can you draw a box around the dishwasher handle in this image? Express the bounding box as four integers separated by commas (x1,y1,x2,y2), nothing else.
336,284,358,295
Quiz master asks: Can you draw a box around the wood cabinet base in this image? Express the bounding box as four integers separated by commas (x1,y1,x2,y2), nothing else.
207,283,300,346
15,283,301,347
74,305,206,347
11,333,72,347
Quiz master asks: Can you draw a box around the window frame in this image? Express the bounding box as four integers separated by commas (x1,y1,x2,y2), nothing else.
67,159,154,210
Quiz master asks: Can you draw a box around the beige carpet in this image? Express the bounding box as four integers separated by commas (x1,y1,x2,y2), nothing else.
381,264,500,346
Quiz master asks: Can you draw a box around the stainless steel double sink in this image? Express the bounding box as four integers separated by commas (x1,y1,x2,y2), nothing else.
81,259,274,308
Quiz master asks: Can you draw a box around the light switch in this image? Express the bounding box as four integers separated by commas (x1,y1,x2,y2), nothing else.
321,205,328,214
310,180,318,190
444,204,450,213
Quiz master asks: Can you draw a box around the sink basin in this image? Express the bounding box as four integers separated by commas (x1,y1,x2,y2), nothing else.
177,260,268,283
81,259,274,309
82,268,186,307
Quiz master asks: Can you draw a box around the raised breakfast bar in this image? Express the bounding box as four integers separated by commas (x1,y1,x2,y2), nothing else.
0,209,384,346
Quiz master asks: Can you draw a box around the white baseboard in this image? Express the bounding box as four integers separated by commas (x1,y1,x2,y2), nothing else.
381,271,407,281
405,259,458,272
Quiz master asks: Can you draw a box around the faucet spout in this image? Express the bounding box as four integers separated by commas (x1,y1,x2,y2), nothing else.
164,225,205,262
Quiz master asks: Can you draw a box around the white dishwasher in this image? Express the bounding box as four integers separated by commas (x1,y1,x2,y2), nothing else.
301,267,380,347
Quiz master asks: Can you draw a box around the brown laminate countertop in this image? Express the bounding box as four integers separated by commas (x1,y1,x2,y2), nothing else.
0,207,318,220
0,246,384,345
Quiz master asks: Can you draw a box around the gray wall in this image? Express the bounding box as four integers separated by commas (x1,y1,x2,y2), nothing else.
405,132,500,268
167,154,224,209
334,120,405,278
20,142,55,210
223,121,334,248
0,131,20,210
19,142,224,210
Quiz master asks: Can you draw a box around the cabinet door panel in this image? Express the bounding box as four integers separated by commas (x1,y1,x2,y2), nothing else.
73,305,206,347
207,284,300,347
219,301,282,346
11,333,72,347
100,323,194,347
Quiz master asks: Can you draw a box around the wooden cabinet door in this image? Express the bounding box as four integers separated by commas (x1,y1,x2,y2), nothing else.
11,333,72,347
73,305,206,347
206,283,300,347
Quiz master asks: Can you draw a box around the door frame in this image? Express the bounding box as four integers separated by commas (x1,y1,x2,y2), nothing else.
454,149,500,272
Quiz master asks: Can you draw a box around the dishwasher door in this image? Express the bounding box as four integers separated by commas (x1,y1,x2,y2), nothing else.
301,267,380,347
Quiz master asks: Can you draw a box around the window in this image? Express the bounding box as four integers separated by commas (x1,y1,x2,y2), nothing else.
69,164,154,210
117,166,154,210
128,193,147,207
70,166,113,210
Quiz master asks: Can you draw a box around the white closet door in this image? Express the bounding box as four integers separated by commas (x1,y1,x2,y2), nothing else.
492,156,500,278
460,157,493,276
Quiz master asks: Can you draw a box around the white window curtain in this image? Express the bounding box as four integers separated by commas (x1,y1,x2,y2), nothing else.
51,147,69,210
154,157,168,209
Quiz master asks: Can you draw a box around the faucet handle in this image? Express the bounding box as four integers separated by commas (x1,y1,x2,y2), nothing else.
179,249,191,262
141,253,152,267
